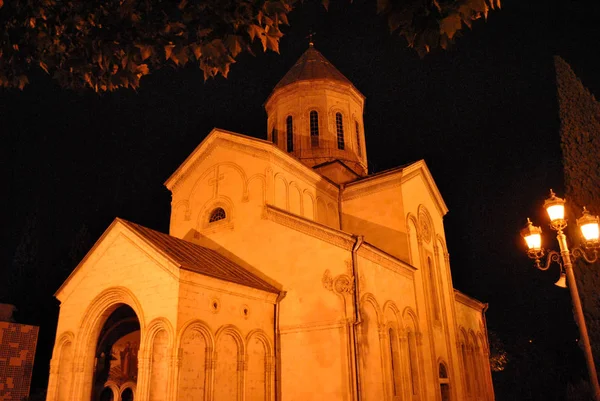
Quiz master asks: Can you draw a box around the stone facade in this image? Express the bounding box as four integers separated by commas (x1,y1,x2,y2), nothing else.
46,46,495,401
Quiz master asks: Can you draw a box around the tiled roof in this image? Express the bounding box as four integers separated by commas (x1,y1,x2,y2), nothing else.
273,44,356,91
119,219,279,294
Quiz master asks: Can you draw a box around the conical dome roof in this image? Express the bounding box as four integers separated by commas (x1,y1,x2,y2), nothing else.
272,44,360,93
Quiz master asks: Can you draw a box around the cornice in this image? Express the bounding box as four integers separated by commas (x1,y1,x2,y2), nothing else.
342,160,448,216
342,169,403,201
265,79,365,111
454,289,486,311
358,243,416,279
263,205,355,250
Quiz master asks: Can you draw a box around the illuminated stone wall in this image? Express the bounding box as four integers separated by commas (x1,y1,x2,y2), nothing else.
555,56,600,376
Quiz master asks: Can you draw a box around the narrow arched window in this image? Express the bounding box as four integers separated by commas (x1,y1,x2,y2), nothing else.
286,115,294,152
462,343,471,394
439,362,451,401
428,257,440,321
355,120,362,157
271,127,278,145
336,112,345,150
209,207,226,223
408,331,419,395
310,110,319,147
388,328,402,396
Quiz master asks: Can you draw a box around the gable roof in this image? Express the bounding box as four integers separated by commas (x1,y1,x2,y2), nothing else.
118,219,279,293
344,160,449,216
271,44,362,95
56,218,280,297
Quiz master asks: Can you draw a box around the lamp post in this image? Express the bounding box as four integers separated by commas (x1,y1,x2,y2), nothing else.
521,190,600,401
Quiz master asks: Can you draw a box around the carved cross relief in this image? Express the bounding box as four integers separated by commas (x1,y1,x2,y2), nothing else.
208,168,225,199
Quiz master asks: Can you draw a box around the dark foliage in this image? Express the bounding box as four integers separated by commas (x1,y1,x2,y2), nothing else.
0,0,500,92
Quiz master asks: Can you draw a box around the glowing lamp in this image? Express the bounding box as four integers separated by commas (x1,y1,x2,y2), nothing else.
521,218,542,251
544,189,566,224
577,207,600,244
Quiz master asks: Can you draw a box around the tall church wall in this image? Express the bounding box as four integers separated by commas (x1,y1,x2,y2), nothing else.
341,184,410,262
193,211,355,400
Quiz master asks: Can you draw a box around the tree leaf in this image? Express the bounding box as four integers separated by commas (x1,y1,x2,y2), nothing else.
164,44,175,60
440,14,462,40
225,35,243,58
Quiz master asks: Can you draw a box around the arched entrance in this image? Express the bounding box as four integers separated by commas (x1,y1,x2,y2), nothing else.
92,305,140,401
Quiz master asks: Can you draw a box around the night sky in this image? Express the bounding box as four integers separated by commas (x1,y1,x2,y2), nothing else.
2,0,599,399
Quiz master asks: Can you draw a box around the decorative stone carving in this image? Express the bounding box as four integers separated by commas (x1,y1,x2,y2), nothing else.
322,269,334,291
334,275,354,294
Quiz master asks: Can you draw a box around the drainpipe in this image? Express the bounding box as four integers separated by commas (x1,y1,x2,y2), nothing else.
274,291,287,401
351,235,364,401
339,183,345,231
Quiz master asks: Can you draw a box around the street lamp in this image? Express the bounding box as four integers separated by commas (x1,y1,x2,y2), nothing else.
521,189,600,401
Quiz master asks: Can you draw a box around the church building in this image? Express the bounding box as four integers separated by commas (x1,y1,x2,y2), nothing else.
46,44,495,401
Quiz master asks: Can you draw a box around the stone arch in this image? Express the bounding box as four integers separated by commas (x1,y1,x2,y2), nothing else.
288,182,303,216
359,293,385,401
402,306,421,399
177,319,215,351
245,329,273,401
382,303,403,399
176,320,214,401
327,202,337,227
248,174,266,204
435,234,448,256
197,196,234,231
72,287,145,400
52,331,75,401
303,190,316,220
144,318,174,401
214,325,245,401
361,293,382,326
406,213,420,267
274,173,289,210
401,307,419,333
316,196,328,225
171,200,190,224
142,317,175,352
382,300,402,330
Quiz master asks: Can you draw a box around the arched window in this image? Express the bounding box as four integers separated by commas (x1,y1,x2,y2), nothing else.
209,207,226,223
428,257,441,321
286,116,294,152
310,110,319,147
355,120,362,157
271,127,278,145
461,343,471,395
335,112,345,150
439,362,450,401
407,331,419,396
388,328,402,397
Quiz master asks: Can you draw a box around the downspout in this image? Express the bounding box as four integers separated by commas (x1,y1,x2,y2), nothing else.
351,235,364,401
339,183,345,231
274,291,287,401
